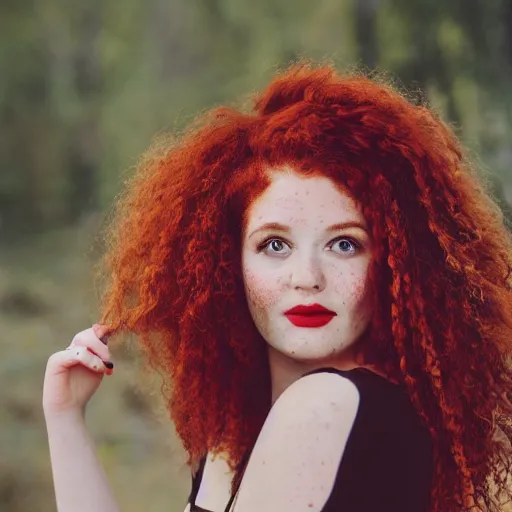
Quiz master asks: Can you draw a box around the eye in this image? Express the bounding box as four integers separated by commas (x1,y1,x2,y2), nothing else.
257,237,291,256
328,236,362,255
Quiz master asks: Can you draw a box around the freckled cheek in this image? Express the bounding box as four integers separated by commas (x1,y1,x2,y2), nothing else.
351,276,369,301
242,268,281,312
332,268,370,304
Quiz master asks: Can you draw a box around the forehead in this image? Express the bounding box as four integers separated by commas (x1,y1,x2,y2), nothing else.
245,169,365,228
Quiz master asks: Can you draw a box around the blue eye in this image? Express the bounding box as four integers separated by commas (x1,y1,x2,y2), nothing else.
257,236,362,256
328,236,362,255
258,238,291,255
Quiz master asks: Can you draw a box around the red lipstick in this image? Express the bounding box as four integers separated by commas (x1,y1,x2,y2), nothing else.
284,303,336,328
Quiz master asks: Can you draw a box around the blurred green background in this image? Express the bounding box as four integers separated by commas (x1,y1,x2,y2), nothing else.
1,1,512,511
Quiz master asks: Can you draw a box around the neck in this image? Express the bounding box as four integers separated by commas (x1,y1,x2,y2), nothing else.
267,346,360,405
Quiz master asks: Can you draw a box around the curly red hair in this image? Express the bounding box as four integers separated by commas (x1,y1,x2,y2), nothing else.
96,60,512,511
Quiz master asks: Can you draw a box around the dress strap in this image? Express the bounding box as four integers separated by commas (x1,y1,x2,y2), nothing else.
223,449,252,512
188,455,207,507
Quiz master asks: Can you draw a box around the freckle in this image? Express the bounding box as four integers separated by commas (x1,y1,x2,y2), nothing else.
308,504,314,508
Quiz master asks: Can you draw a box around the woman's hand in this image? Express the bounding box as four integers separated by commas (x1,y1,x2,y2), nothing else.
43,324,114,418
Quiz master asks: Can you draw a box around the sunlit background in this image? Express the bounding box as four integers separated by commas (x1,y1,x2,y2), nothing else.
1,1,511,511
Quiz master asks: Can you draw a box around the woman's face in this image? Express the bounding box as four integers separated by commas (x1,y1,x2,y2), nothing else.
241,169,374,364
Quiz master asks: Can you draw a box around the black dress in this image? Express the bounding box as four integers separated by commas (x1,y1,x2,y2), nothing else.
188,367,434,512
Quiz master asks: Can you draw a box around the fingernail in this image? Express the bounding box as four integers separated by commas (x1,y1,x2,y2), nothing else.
104,361,114,369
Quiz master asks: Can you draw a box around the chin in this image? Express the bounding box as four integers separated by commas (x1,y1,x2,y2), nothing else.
264,325,359,362
282,346,345,364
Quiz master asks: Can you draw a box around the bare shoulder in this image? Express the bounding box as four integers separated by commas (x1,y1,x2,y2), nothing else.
276,371,360,413
231,372,360,512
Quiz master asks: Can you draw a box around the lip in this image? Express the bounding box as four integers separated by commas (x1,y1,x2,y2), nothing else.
284,303,337,328
284,303,336,315
285,314,335,328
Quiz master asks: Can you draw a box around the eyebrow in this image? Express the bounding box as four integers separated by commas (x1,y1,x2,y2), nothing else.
248,221,369,240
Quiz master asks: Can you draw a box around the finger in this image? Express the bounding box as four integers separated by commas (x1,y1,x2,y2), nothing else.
70,329,112,363
50,347,107,374
92,323,110,345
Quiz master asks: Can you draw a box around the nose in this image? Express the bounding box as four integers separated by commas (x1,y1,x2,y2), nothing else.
289,252,326,292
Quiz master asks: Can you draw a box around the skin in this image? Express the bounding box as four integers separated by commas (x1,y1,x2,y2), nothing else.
241,168,375,404
43,325,120,512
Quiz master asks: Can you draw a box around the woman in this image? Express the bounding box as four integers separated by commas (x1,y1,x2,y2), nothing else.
43,61,512,511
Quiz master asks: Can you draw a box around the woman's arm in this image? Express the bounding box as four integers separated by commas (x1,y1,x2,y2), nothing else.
230,372,360,512
45,411,120,512
43,325,120,512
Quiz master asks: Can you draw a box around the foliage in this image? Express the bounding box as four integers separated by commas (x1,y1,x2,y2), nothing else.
0,0,511,239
